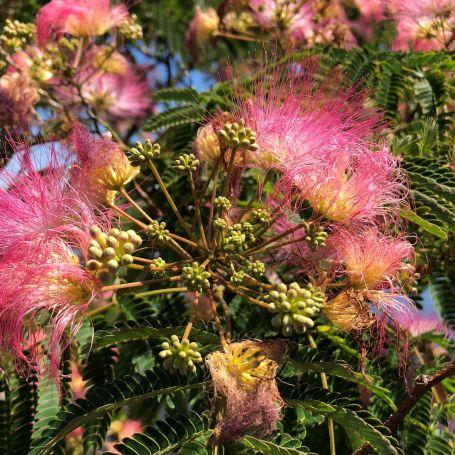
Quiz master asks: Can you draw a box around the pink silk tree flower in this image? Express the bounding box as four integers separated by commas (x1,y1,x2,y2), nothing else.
36,0,129,46
0,144,107,260
0,71,39,126
56,48,151,123
394,308,454,339
329,227,415,290
81,69,151,121
284,146,406,225
389,0,455,51
250,0,315,44
69,123,140,205
350,0,386,41
0,240,102,380
231,58,381,171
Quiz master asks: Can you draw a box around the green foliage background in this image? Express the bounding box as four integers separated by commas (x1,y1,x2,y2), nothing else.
0,0,453,454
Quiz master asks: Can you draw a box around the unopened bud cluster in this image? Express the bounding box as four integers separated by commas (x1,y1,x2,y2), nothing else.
183,262,211,292
118,14,143,40
223,222,255,252
247,260,265,277
147,220,170,242
0,19,35,50
250,208,271,226
129,140,160,166
159,335,202,374
173,153,199,172
86,226,142,280
218,119,258,151
265,282,324,336
303,222,328,249
148,257,167,276
230,270,246,284
214,196,231,210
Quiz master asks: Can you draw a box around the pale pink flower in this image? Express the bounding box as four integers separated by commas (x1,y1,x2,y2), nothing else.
395,310,453,339
328,227,414,289
283,146,405,225
81,70,151,120
0,239,102,379
311,0,357,47
186,6,220,46
389,0,455,51
0,71,39,126
56,48,151,122
36,0,129,46
0,143,106,259
232,58,381,171
185,7,220,61
351,0,386,41
250,0,315,43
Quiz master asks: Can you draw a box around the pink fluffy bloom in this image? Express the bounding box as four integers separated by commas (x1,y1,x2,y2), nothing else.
184,6,219,60
284,145,406,225
232,58,381,171
68,122,140,205
56,48,151,122
389,0,455,51
395,309,453,339
81,69,151,120
0,240,102,379
329,227,414,289
0,70,39,126
36,0,129,46
351,0,386,41
0,143,106,260
250,0,315,43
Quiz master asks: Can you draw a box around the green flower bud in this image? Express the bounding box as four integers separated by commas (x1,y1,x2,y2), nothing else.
183,262,211,292
147,220,170,242
159,335,203,375
218,119,258,151
214,196,231,209
264,282,324,336
173,153,199,173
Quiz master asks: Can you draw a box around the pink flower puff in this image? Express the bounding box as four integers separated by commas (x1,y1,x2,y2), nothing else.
36,0,129,46
56,47,151,123
0,142,111,380
389,0,455,51
250,0,315,44
232,58,381,172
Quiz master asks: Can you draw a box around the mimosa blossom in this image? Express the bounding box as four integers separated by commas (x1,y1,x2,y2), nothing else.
329,228,414,289
389,0,455,51
36,0,129,46
56,48,152,122
285,146,405,225
233,59,381,170
69,123,139,205
0,241,102,378
250,0,315,43
206,341,286,443
0,145,105,259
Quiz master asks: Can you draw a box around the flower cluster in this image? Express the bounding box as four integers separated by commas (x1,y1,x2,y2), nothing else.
0,0,151,128
184,0,454,56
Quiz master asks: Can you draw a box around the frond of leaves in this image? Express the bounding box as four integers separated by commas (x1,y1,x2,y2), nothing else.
103,411,211,454
282,384,401,455
91,318,220,350
28,369,205,455
402,157,455,239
